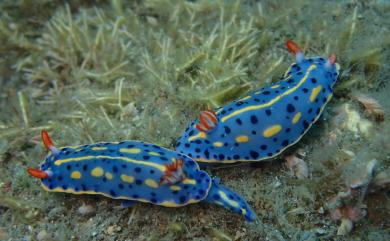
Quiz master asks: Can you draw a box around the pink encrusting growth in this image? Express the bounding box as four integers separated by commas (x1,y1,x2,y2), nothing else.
195,110,218,132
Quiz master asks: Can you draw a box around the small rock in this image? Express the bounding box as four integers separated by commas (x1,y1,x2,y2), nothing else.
37,230,52,241
78,204,95,216
337,218,353,236
0,227,8,240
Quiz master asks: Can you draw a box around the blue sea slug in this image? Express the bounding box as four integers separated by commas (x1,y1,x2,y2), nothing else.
27,130,256,221
175,40,340,163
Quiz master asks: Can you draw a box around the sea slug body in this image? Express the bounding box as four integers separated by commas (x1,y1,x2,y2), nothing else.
175,40,340,163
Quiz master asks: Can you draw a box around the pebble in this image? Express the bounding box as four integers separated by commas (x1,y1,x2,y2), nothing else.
37,230,52,241
78,204,95,216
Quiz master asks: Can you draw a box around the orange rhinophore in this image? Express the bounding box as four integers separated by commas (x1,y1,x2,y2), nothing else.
27,167,49,179
328,54,336,65
286,40,301,55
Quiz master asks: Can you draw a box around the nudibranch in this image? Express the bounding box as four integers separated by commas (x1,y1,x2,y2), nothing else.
175,40,340,163
27,130,256,221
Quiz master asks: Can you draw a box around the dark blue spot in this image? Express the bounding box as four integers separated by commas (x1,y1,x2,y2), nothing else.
250,115,258,124
62,185,67,189
135,167,141,173
294,96,299,100
311,78,317,84
112,165,118,173
260,145,267,150
149,169,155,174
66,165,71,170
136,180,142,185
81,184,87,191
287,104,295,113
118,183,124,189
133,194,139,198
198,190,205,195
82,164,88,171
151,198,157,203
302,88,309,93
267,153,273,157
303,120,309,129
224,126,231,134
308,108,313,114
188,130,194,136
179,196,186,203
281,140,289,147
160,157,168,161
286,128,291,133
151,192,156,197
57,176,63,181
263,90,271,95
316,108,321,114
252,130,257,135
143,155,150,160
213,194,220,200
236,118,242,125
204,150,210,159
184,143,190,148
218,154,225,160
194,140,202,144
265,109,271,116
233,154,240,160
195,148,201,153
249,151,259,159
121,164,127,168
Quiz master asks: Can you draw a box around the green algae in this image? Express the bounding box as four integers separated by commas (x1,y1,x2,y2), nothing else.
1,0,390,240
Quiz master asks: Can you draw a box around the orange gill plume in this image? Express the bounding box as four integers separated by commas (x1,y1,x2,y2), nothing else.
160,159,186,185
195,110,218,132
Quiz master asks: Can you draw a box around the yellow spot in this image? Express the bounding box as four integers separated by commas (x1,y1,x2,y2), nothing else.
241,208,247,215
120,148,141,154
105,172,113,180
188,131,206,142
120,174,134,183
310,85,322,102
213,142,224,147
235,135,249,143
71,171,82,179
271,84,280,89
239,95,251,101
218,190,239,208
145,179,159,188
91,167,104,177
91,146,107,151
148,151,160,156
263,125,282,138
221,65,317,122
182,178,197,185
170,185,181,191
292,112,302,124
